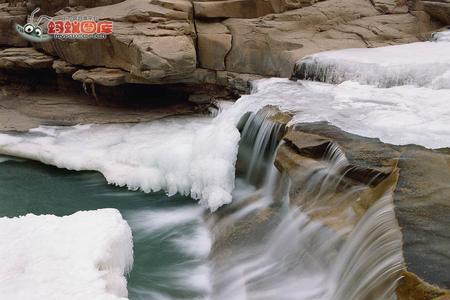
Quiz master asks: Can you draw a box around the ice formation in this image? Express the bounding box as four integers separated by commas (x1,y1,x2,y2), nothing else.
293,40,450,88
432,30,450,42
0,209,133,300
0,77,449,211
0,116,241,211
248,79,450,149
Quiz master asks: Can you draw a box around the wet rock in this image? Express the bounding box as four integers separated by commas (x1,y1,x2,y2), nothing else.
279,122,450,291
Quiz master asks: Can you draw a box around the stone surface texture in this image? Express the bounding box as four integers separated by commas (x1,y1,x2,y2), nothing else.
0,0,445,91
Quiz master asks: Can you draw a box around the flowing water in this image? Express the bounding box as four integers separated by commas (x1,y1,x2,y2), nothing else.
0,99,405,299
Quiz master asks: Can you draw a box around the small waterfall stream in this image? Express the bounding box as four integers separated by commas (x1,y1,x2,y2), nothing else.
209,108,404,300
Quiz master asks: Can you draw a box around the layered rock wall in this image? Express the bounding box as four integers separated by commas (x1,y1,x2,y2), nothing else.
0,0,446,93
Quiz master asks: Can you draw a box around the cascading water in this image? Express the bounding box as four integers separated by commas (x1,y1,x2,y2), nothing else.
209,107,405,300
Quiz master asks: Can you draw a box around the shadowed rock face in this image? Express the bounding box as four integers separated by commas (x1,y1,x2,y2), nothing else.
0,0,444,93
276,122,450,296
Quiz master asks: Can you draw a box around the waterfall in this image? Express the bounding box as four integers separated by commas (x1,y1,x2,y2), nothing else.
210,107,405,300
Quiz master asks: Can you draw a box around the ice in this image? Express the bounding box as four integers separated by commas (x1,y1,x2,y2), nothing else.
247,79,450,149
0,209,133,300
432,30,450,42
293,41,450,88
0,115,242,211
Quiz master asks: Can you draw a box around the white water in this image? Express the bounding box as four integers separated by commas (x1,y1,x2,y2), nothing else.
293,35,450,88
211,114,404,300
0,209,133,300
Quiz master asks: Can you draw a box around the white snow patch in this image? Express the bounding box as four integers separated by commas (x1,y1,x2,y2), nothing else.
0,115,242,211
432,30,450,42
294,41,450,88
248,79,450,149
0,209,133,300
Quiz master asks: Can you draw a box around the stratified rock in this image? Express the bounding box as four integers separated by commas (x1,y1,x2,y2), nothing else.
422,0,450,24
373,0,409,14
68,0,125,8
193,0,274,18
0,3,27,47
193,0,321,18
52,59,77,75
72,68,127,86
222,0,424,77
41,0,197,83
0,47,54,69
196,21,232,71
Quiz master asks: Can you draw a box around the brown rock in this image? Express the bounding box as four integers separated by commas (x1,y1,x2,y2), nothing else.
0,47,53,69
196,21,232,70
40,0,197,83
422,0,450,25
222,0,426,77
0,3,28,47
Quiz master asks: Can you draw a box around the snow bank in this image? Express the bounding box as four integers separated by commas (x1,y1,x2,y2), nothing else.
432,30,450,42
0,115,242,211
293,41,450,88
248,79,450,149
0,209,133,300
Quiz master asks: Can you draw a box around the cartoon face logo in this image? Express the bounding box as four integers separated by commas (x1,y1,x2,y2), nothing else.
15,8,52,42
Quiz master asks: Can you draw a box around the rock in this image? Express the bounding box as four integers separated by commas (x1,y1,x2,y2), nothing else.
26,0,68,14
40,0,197,83
0,83,198,131
222,0,425,77
194,0,274,19
52,59,77,74
373,0,409,14
285,122,450,290
187,94,212,104
397,271,450,300
193,0,321,19
196,21,232,70
68,0,125,8
0,3,28,47
72,67,127,86
0,47,54,69
422,0,450,25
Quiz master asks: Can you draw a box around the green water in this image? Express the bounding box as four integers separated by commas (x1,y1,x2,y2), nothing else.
0,158,209,300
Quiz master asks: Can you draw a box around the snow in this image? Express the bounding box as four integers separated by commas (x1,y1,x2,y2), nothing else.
432,30,450,42
248,79,450,149
0,209,133,300
294,41,450,88
0,115,242,212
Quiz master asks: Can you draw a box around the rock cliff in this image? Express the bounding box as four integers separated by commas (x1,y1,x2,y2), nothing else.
0,0,447,94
